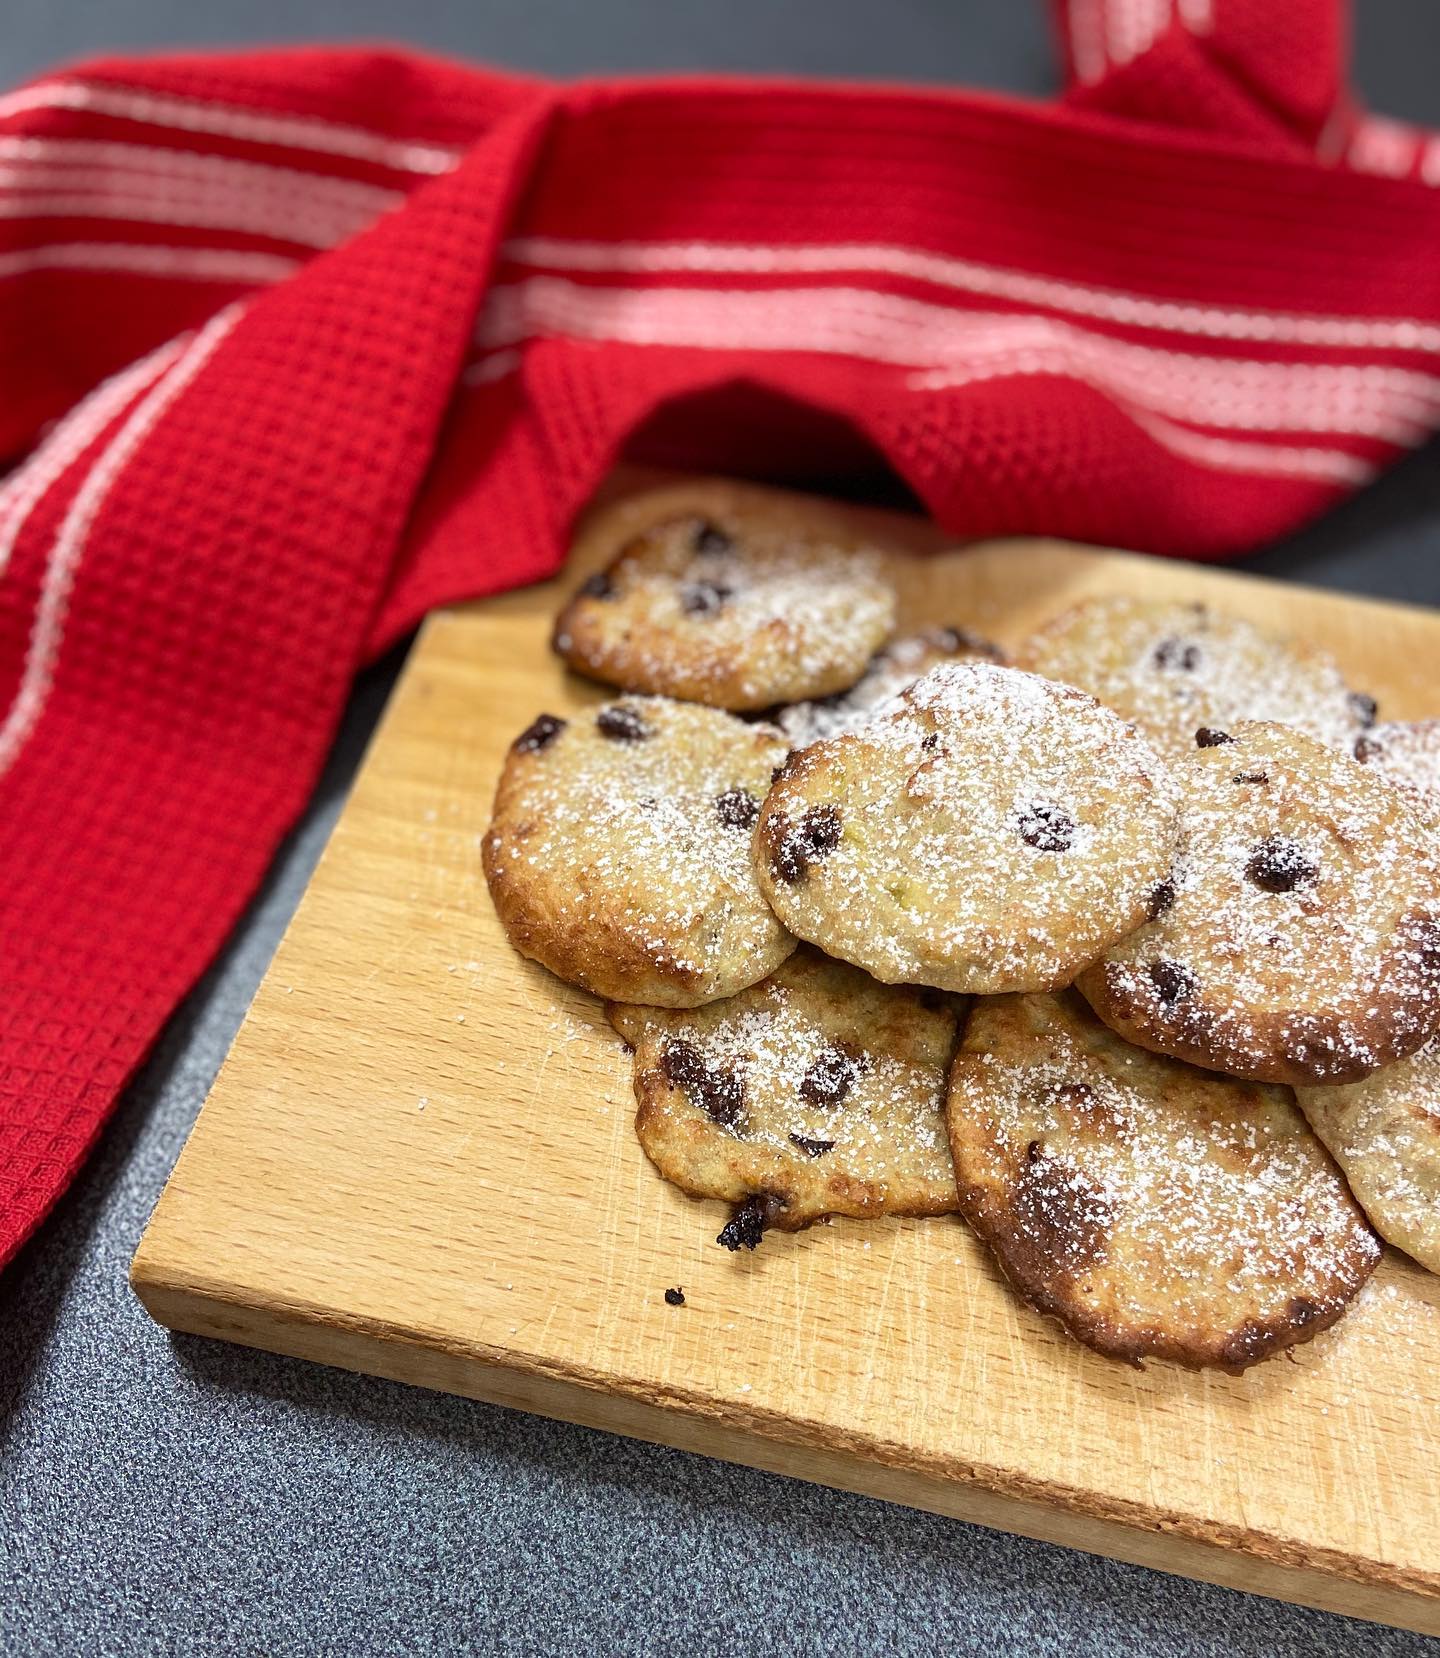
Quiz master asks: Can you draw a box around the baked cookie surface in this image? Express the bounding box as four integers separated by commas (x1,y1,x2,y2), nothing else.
482,697,795,1006
947,992,1379,1371
609,948,961,1246
1355,719,1440,828
1298,1041,1440,1275
1079,721,1440,1085
777,626,1004,749
1017,596,1370,765
552,511,896,711
755,663,1177,995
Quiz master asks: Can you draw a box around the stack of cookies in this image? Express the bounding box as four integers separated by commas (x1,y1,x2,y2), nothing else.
483,505,1440,1374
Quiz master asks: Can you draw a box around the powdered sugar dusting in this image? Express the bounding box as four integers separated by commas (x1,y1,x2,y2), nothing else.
615,950,958,1221
778,627,1004,748
761,662,1176,994
1090,721,1440,1081
950,994,1379,1361
1356,720,1440,828
557,514,896,708
1298,1036,1440,1273
1020,597,1367,764
484,697,793,1000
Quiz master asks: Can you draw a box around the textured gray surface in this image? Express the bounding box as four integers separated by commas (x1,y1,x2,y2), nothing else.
4,4,1440,1655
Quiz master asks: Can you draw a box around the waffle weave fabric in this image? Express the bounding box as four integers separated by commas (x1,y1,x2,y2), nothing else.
1,1,1439,1268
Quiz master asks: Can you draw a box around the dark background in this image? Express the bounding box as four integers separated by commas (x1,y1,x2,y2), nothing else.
3,6,1440,1658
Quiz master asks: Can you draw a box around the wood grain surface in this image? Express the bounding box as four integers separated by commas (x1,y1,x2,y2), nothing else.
132,474,1440,1635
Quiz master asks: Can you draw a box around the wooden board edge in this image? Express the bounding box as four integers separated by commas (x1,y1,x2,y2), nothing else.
129,1260,1440,1638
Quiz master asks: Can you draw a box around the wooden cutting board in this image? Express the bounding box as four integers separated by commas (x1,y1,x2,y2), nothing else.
132,473,1440,1636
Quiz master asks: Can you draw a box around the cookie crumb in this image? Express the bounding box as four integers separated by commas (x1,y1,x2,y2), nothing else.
663,1286,685,1306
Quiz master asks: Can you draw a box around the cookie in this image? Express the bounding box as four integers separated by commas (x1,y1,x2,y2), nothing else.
1355,720,1440,829
1017,596,1371,764
1297,1041,1440,1275
483,697,795,1006
777,626,1005,749
609,948,962,1247
1079,721,1440,1085
551,511,896,711
754,662,1177,995
947,991,1379,1371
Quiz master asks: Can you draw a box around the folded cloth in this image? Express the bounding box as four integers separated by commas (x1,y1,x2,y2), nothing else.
1,2,1438,1269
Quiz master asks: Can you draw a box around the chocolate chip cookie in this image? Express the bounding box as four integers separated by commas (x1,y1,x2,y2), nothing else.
609,948,961,1247
948,991,1379,1370
483,697,795,1006
1079,721,1440,1084
777,626,1005,749
552,512,896,711
1018,596,1371,764
755,663,1177,995
1298,1040,1440,1275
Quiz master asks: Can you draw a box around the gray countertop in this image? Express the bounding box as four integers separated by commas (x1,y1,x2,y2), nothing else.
4,5,1440,1654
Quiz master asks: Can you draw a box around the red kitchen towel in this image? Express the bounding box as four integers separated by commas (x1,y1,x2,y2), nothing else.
2,3,1439,1269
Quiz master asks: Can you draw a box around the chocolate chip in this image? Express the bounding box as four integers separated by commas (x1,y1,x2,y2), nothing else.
716,1194,779,1251
1017,803,1075,853
1355,735,1383,763
597,704,651,742
772,805,843,883
692,520,733,556
660,1038,747,1130
663,1286,685,1307
660,1038,708,1093
715,788,759,831
1149,959,1197,1003
1348,692,1378,729
680,579,733,616
799,1045,862,1108
514,713,566,753
579,570,615,600
1232,771,1269,785
1147,879,1176,920
1195,727,1233,748
929,624,1000,659
1246,836,1318,893
789,1134,835,1158
1154,637,1202,672
921,732,940,754
702,1070,746,1129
